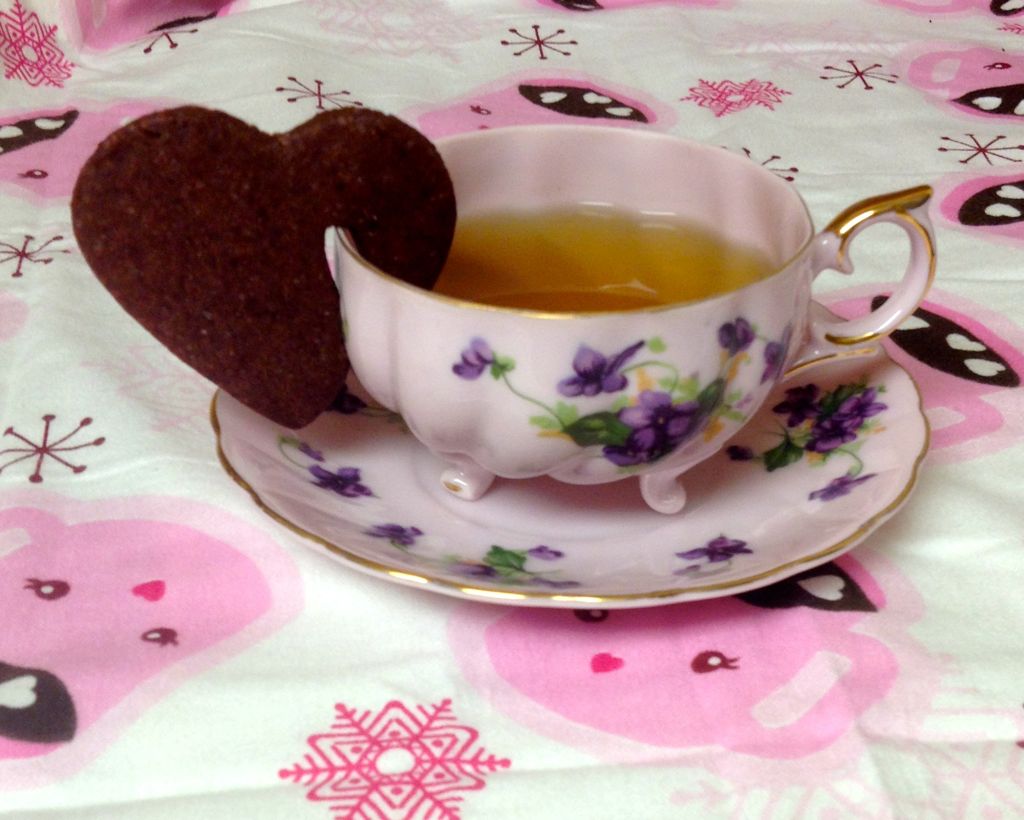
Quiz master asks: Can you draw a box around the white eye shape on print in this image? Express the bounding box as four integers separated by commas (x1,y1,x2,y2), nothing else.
871,296,1019,386
0,111,78,155
958,181,1024,226
954,84,1024,117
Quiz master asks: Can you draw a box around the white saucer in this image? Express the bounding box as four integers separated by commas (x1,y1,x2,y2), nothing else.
212,345,927,608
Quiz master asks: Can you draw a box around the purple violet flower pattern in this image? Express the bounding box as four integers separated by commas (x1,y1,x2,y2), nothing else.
805,415,859,454
726,379,887,477
452,337,495,380
299,442,325,462
557,340,645,398
835,387,887,426
451,329,758,470
761,325,793,383
772,384,822,426
366,524,424,547
450,561,499,579
308,465,373,498
806,387,887,454
718,318,755,356
528,545,564,560
446,544,579,588
677,535,753,563
809,472,877,501
604,391,703,466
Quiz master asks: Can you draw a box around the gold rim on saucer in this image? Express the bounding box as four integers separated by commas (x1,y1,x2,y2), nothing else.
210,363,929,607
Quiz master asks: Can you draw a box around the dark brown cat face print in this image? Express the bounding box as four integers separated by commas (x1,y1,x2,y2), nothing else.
957,179,1024,228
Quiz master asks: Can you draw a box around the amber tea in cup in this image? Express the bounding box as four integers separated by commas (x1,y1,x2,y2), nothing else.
332,125,935,514
431,205,776,312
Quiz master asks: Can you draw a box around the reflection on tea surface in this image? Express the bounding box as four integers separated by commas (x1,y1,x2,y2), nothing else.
432,205,775,312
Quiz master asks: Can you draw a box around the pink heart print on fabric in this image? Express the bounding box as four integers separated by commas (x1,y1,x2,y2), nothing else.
878,0,1023,16
0,493,301,788
825,285,1024,465
451,556,911,760
67,0,242,51
904,46,1024,122
0,100,165,201
536,0,728,9
409,71,675,139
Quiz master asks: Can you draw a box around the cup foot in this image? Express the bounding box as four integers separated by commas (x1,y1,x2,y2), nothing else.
639,471,687,515
441,462,496,501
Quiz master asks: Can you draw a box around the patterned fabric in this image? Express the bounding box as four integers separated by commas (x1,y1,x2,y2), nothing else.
2,1,1024,817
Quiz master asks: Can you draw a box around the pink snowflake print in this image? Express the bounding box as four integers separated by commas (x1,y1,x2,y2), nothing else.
900,736,1024,816
501,25,577,60
1,414,105,483
682,79,790,117
310,0,485,62
275,77,364,110
1001,23,1024,34
939,133,1024,165
0,1,73,87
820,60,898,90
279,698,510,819
0,233,70,278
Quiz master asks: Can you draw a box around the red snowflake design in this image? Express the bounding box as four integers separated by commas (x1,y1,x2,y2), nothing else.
682,79,790,117
0,1,73,87
279,698,510,819
501,25,577,60
820,60,897,91
1,415,105,483
939,133,1024,165
741,148,799,181
1,234,70,278
142,13,217,55
275,76,364,110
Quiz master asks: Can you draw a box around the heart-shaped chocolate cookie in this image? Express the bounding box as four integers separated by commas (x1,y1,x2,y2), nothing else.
71,106,455,427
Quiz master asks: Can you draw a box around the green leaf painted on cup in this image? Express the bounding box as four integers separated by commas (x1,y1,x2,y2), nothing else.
697,378,726,414
530,415,561,430
647,336,667,354
485,545,527,573
763,438,804,472
554,401,580,427
672,376,700,401
564,412,632,447
490,356,516,380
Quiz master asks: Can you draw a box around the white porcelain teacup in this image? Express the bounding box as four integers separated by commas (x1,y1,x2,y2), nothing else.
330,126,935,514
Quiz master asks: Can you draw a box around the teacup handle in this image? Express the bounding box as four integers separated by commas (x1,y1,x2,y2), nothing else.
786,185,936,375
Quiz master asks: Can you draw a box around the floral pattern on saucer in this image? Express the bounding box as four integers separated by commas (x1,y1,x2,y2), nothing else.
213,336,927,608
727,379,888,502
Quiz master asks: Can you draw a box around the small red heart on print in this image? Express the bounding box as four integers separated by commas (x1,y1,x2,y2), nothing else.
132,580,165,602
590,652,624,674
